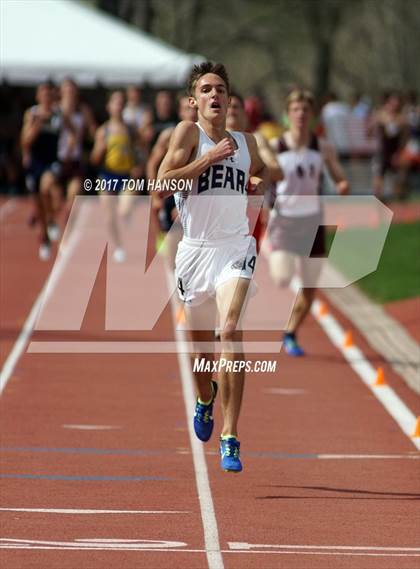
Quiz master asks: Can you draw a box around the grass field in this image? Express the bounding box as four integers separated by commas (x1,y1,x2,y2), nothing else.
327,221,420,303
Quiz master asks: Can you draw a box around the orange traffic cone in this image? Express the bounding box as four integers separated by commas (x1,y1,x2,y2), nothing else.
411,417,420,438
343,330,353,348
373,367,386,386
318,302,328,317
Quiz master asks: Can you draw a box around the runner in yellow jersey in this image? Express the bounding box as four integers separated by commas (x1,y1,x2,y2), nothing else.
91,90,135,262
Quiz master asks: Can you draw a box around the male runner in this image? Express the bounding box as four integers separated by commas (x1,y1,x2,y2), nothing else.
227,92,280,173
123,85,152,182
158,62,267,472
226,92,282,250
123,85,152,134
147,95,197,269
143,90,177,151
58,78,97,221
269,89,349,356
21,82,67,260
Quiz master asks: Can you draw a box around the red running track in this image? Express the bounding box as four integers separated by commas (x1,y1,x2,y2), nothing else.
1,198,419,569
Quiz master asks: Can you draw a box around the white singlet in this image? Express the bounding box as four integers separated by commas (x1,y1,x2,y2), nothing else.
175,122,251,241
58,110,84,162
274,134,323,217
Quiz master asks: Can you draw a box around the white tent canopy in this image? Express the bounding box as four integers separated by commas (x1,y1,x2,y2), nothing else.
0,0,202,87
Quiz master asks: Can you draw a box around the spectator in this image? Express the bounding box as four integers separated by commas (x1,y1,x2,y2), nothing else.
350,92,372,119
321,92,351,158
348,92,375,157
371,91,409,200
396,91,420,198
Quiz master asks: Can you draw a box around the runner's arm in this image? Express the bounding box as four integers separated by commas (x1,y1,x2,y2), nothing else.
157,121,236,197
21,110,41,150
321,139,350,195
147,128,173,211
146,128,173,180
245,132,269,196
81,103,98,139
60,114,78,161
253,131,283,182
138,107,154,147
90,126,107,166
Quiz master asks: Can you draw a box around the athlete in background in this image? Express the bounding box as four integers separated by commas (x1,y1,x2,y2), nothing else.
269,89,349,356
91,90,136,262
226,92,282,250
58,78,97,221
147,95,197,269
21,82,69,260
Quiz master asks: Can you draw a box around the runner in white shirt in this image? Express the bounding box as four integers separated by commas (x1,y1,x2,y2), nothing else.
158,62,267,472
269,89,349,356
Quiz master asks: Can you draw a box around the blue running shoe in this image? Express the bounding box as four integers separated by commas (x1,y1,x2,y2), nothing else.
193,380,218,442
283,333,305,357
220,437,242,472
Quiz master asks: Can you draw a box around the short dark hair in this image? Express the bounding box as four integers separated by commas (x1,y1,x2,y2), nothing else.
187,62,230,96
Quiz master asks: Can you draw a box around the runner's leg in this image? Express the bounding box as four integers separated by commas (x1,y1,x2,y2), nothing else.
216,277,250,437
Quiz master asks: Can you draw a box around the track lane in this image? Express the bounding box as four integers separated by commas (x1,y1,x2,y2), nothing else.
207,312,420,569
0,199,211,569
0,199,54,371
2,198,419,569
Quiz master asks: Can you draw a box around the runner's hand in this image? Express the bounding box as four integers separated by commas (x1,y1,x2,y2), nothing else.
337,180,350,195
208,137,235,164
248,180,265,195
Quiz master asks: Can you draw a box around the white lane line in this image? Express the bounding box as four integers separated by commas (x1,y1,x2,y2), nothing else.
62,424,122,431
244,452,420,460
226,551,420,557
0,508,188,515
0,543,419,557
166,271,224,569
229,542,420,551
0,201,87,395
263,388,307,395
290,278,420,451
0,538,187,550
315,453,420,459
0,294,44,394
314,301,420,450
